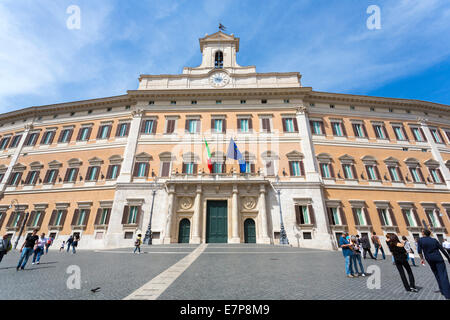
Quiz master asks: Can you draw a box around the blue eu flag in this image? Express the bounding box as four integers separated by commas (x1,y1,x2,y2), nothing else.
227,138,246,173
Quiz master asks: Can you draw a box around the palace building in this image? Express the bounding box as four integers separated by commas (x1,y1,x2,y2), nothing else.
0,31,449,250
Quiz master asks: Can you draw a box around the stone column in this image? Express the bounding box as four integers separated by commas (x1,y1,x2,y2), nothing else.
259,184,270,244
295,105,321,182
230,184,240,243
420,119,450,188
191,184,202,244
117,109,143,183
163,185,176,244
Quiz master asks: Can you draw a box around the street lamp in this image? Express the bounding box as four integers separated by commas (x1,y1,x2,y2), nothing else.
272,175,289,245
10,199,30,249
143,177,158,245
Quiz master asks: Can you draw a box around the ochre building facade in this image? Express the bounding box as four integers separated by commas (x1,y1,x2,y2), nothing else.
0,32,449,250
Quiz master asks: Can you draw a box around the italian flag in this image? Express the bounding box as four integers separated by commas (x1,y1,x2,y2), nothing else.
204,138,213,173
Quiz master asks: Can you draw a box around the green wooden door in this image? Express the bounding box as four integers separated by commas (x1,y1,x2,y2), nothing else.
244,218,256,243
206,200,228,243
178,218,191,243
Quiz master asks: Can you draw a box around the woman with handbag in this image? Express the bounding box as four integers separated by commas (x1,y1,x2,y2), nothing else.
387,234,418,292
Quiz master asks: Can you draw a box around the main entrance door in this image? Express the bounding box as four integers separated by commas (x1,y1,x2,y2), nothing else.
244,219,256,243
178,218,191,243
206,200,228,243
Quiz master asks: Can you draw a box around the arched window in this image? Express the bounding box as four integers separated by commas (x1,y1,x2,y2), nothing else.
215,51,223,69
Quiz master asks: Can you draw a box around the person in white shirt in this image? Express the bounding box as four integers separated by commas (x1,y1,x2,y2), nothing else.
402,236,416,267
443,239,450,255
32,233,47,265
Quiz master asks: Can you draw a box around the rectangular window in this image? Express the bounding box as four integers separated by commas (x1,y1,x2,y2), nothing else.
10,172,22,186
108,165,120,179
240,119,249,132
393,127,405,140
117,123,129,137
161,162,170,177
332,122,343,136
284,118,297,133
311,121,323,135
26,171,39,185
213,119,223,133
430,169,442,183
405,209,416,227
374,125,385,139
55,210,64,226
137,163,147,177
430,129,443,143
290,161,302,176
128,206,138,224
410,168,422,183
27,133,39,146
213,163,223,174
67,168,78,182
31,211,41,227
380,209,391,226
60,129,72,143
426,210,439,227
42,131,54,145
166,119,176,134
321,163,331,178
261,118,271,133
331,207,340,225
0,137,11,150
87,166,99,181
412,127,424,142
78,127,90,141
296,206,310,224
184,163,194,174
343,164,353,179
187,119,199,134
356,208,366,225
12,213,21,227
77,209,86,225
10,135,22,148
353,123,364,137
100,208,110,225
366,165,377,180
389,167,400,182
98,125,111,139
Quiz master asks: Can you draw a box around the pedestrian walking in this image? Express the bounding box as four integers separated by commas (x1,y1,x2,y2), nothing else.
351,236,366,276
402,236,416,267
372,232,386,260
16,229,39,271
44,237,53,254
386,233,418,293
443,238,450,256
339,232,355,278
66,235,74,253
71,235,79,254
60,241,65,252
32,233,47,265
0,235,12,263
360,233,375,259
134,234,142,254
417,229,450,300
386,234,396,265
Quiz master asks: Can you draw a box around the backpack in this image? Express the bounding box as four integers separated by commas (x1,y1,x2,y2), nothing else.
135,239,141,246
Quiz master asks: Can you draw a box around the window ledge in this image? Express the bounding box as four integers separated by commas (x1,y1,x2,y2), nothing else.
26,225,42,231
355,225,373,232
330,225,348,232
94,224,109,230
381,225,399,232
431,227,447,233
6,226,19,232
48,225,63,231
296,224,315,230
122,223,138,229
71,225,87,230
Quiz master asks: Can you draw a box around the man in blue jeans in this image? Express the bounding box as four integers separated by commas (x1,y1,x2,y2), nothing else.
339,233,355,278
372,232,386,260
16,229,39,271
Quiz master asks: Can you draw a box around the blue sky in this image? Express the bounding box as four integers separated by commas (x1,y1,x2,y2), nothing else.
1,0,449,113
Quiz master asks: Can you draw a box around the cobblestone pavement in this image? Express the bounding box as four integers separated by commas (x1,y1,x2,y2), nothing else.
0,244,447,300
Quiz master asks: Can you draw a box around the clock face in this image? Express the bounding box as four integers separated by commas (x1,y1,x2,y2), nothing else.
209,72,230,87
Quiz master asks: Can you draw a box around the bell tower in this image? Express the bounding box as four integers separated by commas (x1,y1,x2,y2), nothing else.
196,31,241,70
